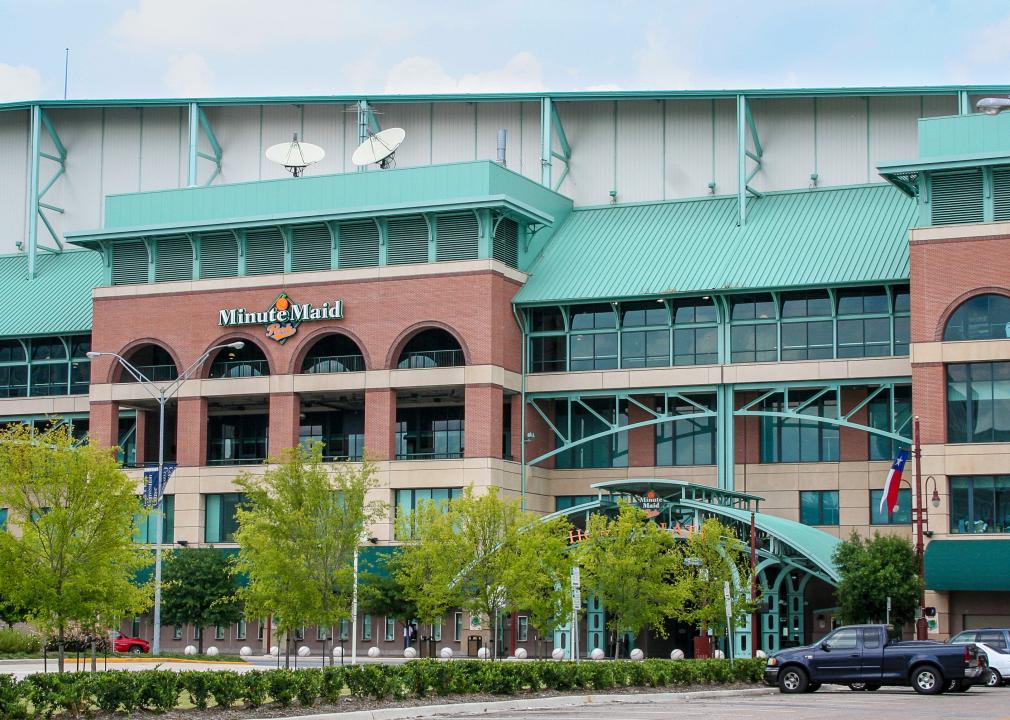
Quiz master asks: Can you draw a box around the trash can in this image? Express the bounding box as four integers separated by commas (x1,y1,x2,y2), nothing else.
693,636,715,659
467,635,482,657
420,636,437,658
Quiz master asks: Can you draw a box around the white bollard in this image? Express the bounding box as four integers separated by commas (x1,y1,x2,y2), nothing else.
206,646,219,657
714,649,725,659
670,648,685,660
269,645,279,656
590,648,605,660
298,645,311,657
755,650,767,659
404,647,417,658
333,646,344,658
515,647,528,659
440,647,453,659
630,648,645,661
551,648,565,661
239,646,252,657
477,647,491,659
183,645,197,656
367,646,380,658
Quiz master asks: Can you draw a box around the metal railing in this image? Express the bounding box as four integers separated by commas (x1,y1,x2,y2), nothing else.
303,354,366,374
208,359,270,379
125,364,179,382
395,451,464,460
396,349,465,369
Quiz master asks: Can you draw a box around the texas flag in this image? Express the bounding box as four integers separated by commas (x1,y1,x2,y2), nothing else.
880,449,910,515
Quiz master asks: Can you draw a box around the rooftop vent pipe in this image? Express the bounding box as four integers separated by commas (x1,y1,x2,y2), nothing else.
497,128,507,166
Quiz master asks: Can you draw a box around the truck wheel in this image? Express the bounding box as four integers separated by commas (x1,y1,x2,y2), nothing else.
986,669,1003,687
912,665,944,695
128,645,143,654
864,684,880,691
778,667,809,694
848,683,867,691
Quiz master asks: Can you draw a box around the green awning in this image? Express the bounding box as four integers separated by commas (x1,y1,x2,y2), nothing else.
925,539,1010,592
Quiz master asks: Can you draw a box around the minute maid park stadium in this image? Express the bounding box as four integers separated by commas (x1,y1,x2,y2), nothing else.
2,86,1010,658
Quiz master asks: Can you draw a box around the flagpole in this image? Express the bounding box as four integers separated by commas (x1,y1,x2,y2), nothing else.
912,416,927,640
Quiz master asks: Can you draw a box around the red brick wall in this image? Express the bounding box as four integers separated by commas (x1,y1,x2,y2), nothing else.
364,389,396,461
268,393,301,456
627,395,657,467
176,398,208,467
913,363,947,445
465,385,503,458
839,387,869,462
90,401,119,450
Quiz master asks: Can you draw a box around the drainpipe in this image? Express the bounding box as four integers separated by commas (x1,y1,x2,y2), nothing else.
511,304,527,511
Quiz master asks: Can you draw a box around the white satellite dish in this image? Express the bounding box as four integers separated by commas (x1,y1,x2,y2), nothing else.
265,133,325,177
352,127,406,169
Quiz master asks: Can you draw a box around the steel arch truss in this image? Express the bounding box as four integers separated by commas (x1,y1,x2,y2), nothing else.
24,106,68,277
187,103,223,187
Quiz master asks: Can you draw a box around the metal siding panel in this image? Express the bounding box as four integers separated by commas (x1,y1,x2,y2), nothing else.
431,102,476,164
556,101,614,205
139,107,183,192
712,99,738,196
868,96,920,184
48,108,103,244
371,102,432,170
0,110,28,254
475,102,522,165
815,97,868,187
664,99,714,200
101,108,142,207
615,100,663,203
520,101,541,182
301,103,344,177
921,94,958,118
261,104,302,180
747,98,815,193
205,105,261,184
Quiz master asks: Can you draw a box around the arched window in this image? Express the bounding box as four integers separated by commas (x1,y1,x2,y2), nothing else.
208,341,270,378
944,294,1010,341
301,334,365,374
121,344,178,382
397,329,464,369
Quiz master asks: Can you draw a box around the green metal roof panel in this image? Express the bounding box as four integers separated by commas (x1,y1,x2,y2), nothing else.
515,184,915,304
925,539,1010,592
0,251,103,337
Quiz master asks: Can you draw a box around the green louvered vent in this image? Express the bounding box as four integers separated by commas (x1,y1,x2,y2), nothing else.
436,213,479,262
245,227,285,276
199,231,239,279
291,223,332,272
492,217,519,268
387,215,430,265
931,170,984,226
993,167,1010,222
338,221,380,269
111,240,149,285
154,235,193,283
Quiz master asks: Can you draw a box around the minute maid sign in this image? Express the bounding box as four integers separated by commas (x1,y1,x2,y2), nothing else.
218,293,343,344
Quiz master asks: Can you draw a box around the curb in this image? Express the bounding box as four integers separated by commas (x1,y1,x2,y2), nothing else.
268,687,776,720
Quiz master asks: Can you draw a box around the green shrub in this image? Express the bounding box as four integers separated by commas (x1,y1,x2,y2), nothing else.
0,629,41,655
266,669,298,707
320,666,345,703
0,673,29,720
209,671,244,709
91,671,142,714
242,671,269,708
295,668,322,707
180,670,213,710
135,670,179,712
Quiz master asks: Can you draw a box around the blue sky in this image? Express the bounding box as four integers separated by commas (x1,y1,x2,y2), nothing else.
2,0,1010,101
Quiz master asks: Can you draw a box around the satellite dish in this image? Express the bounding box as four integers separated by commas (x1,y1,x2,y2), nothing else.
265,133,325,177
352,127,406,169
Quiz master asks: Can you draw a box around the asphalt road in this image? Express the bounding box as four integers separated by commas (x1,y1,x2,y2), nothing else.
470,687,1010,720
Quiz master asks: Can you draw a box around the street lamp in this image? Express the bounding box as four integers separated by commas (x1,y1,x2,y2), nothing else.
976,96,1010,115
87,341,244,655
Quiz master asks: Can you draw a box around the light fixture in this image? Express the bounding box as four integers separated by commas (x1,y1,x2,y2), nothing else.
925,475,941,509
976,97,1010,115
228,341,245,350
931,488,941,508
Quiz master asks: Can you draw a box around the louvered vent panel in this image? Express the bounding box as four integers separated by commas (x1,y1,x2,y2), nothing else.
993,167,1010,222
154,235,193,283
291,223,332,272
436,213,479,261
199,231,239,278
492,218,519,268
245,227,285,276
338,221,380,269
387,215,429,265
931,171,984,226
111,240,149,285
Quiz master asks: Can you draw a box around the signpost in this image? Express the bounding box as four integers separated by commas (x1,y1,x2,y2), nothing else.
571,566,581,661
724,581,735,666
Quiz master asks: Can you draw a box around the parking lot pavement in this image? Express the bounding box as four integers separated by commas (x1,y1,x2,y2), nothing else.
468,687,1010,720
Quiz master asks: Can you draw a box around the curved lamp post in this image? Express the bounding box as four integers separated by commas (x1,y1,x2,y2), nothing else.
87,341,244,655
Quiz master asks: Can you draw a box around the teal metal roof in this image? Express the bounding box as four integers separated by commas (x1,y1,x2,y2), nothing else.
514,183,915,304
0,250,102,337
925,539,1010,592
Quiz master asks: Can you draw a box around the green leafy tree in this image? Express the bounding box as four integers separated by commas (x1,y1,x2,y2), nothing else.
359,553,419,627
507,514,574,649
395,486,573,658
578,503,683,658
160,547,242,653
833,531,921,627
0,422,151,671
668,517,755,638
0,583,28,629
234,443,384,666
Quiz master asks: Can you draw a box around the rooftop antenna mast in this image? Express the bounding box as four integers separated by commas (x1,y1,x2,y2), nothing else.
63,48,69,100
265,133,325,177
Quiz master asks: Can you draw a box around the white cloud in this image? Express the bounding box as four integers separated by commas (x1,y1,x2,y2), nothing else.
633,30,692,90
0,64,44,102
585,84,623,91
384,52,544,94
163,53,214,97
965,13,1010,66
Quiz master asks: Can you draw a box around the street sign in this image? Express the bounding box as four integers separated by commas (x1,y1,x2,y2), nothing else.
572,587,581,607
571,566,581,587
684,557,703,567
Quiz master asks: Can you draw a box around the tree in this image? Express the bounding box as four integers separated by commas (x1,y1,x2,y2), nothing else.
668,517,755,640
234,443,384,666
359,553,419,628
833,531,921,628
578,503,683,658
0,583,28,629
395,486,573,658
0,422,151,671
160,548,242,654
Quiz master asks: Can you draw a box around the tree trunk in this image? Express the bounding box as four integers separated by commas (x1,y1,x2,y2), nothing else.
198,627,204,655
285,633,291,669
58,625,65,673
91,639,97,672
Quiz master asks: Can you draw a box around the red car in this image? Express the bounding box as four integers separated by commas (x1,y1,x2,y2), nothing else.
109,631,149,654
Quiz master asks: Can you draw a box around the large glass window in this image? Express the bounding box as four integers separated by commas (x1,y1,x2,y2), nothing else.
656,395,717,466
950,476,1010,534
394,487,462,540
799,490,839,525
397,329,465,369
836,287,891,358
208,414,269,464
893,287,910,356
0,338,28,397
779,290,833,361
760,391,839,463
204,492,246,543
555,495,596,512
730,294,777,363
620,301,669,368
134,495,174,544
529,336,566,373
868,386,912,461
944,294,1010,341
947,362,1010,443
672,298,719,366
396,406,464,459
555,398,628,469
300,409,364,461
209,342,270,378
0,336,91,397
569,304,618,371
301,335,365,374
870,489,912,524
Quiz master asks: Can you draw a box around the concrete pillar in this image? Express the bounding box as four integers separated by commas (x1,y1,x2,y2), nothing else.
134,409,148,465
839,387,869,461
364,389,396,460
269,393,301,457
176,397,208,467
465,384,504,459
89,401,119,451
524,398,555,469
627,395,656,467
509,394,522,463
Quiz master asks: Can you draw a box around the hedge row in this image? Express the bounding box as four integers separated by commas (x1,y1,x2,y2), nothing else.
0,658,765,718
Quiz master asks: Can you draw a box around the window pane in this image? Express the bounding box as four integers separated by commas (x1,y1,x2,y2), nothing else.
529,307,564,332
530,335,566,373
621,301,668,328
800,491,821,525
570,304,616,330
673,298,717,324
950,477,971,533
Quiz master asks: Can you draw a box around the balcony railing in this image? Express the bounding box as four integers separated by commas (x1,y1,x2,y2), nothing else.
208,359,270,379
128,364,179,382
395,451,465,460
303,354,366,374
396,349,465,369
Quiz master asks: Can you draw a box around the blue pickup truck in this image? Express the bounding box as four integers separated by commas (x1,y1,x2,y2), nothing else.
764,624,986,695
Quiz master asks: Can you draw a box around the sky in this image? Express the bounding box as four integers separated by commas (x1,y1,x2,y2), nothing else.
1,0,1010,102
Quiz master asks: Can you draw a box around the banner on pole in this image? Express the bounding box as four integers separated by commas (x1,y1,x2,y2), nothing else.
143,464,177,507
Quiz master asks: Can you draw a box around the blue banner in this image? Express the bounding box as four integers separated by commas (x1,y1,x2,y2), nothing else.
142,464,177,507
